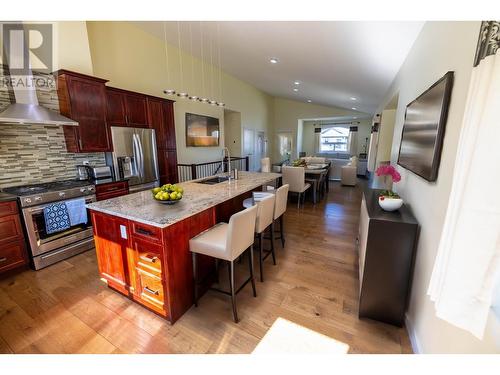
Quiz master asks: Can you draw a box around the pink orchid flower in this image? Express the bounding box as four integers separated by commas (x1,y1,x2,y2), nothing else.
375,165,401,183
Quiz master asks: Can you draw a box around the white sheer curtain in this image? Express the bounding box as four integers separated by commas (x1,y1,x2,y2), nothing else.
314,128,321,154
348,126,358,156
428,22,500,339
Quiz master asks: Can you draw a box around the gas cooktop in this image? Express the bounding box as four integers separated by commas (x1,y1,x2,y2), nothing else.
3,179,96,208
3,179,93,196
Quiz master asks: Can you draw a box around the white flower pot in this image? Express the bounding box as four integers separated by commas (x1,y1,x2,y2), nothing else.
378,196,403,211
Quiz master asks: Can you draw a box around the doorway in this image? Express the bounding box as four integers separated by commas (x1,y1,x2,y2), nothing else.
243,128,256,171
256,131,266,170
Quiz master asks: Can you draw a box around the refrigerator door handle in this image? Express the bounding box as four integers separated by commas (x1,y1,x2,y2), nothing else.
132,134,142,180
137,134,145,181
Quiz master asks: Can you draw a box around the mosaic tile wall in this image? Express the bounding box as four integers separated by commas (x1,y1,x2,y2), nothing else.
0,65,106,189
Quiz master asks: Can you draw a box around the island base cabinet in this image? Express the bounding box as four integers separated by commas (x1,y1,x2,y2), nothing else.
90,208,218,323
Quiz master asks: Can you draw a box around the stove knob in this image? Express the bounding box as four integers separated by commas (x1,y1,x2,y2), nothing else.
80,188,87,193
88,186,95,192
59,192,66,197
25,198,32,204
34,196,42,201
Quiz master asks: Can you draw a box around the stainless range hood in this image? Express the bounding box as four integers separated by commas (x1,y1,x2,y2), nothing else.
0,38,78,126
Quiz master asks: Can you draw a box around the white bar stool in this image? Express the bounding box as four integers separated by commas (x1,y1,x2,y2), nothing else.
189,205,258,323
272,184,289,248
242,193,277,282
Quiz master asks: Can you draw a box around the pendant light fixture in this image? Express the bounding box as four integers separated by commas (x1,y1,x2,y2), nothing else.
162,22,175,96
198,22,209,103
216,22,225,107
176,22,188,98
188,23,198,101
208,23,217,106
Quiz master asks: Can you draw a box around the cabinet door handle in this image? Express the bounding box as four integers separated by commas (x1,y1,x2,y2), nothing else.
144,286,159,296
0,257,7,263
136,228,154,236
140,254,158,263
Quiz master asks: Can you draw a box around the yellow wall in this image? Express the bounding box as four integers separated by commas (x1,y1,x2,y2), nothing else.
378,21,498,353
86,21,273,164
53,22,94,75
272,97,360,161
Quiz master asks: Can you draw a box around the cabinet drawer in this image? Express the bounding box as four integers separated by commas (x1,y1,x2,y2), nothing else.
133,238,163,274
137,268,165,306
95,182,129,201
0,214,24,245
95,181,128,195
131,222,162,244
0,241,26,273
0,201,18,218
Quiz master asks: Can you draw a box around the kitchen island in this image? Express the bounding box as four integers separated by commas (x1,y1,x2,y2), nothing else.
87,172,281,323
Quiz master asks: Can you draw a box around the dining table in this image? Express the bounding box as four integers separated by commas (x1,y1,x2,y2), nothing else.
304,162,331,203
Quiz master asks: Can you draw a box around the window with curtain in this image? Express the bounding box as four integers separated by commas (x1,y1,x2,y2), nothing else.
319,126,350,153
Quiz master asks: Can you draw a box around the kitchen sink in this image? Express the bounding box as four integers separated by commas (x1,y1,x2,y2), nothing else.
196,176,230,185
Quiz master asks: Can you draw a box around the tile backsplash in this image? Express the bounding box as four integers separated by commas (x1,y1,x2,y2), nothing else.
0,65,106,189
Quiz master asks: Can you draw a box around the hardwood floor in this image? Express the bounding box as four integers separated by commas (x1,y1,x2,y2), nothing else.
0,181,413,354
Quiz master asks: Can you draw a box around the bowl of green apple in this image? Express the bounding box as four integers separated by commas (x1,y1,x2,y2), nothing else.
152,184,184,205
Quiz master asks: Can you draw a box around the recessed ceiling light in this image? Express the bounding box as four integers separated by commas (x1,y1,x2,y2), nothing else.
350,97,357,101
293,88,299,92
307,99,312,103
294,81,300,85
351,107,357,110
269,57,279,64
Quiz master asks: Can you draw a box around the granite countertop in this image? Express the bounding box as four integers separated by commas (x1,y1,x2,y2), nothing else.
0,191,18,202
86,171,281,228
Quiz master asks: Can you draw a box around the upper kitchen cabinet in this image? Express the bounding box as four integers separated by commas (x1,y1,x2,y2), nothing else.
55,70,112,153
106,87,149,128
146,97,176,150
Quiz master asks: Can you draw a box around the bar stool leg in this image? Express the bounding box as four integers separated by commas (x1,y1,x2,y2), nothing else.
192,252,198,307
259,232,264,282
229,260,239,323
248,246,257,297
215,258,219,284
297,192,301,208
280,216,286,248
270,224,276,265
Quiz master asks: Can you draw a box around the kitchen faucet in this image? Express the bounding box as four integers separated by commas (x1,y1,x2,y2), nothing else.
222,147,232,180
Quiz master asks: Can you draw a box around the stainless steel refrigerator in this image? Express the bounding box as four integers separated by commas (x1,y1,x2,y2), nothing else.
106,127,160,193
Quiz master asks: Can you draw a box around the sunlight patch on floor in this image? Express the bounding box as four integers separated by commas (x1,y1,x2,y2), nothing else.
252,317,349,354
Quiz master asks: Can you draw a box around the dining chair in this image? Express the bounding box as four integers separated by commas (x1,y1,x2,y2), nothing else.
282,166,311,208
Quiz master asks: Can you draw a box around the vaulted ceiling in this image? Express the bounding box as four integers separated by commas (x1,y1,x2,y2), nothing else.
133,21,424,114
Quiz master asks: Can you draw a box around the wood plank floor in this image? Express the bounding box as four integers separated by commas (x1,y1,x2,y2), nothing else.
0,181,413,354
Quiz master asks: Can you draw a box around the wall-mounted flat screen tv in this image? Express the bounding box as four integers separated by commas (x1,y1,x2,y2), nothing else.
186,113,220,147
397,71,454,182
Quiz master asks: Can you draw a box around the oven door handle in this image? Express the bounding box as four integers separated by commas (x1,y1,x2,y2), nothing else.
25,197,96,214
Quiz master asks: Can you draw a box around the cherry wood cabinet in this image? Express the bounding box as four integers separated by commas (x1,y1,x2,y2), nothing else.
95,181,129,201
147,97,176,150
147,97,178,184
91,211,133,295
55,70,112,153
91,196,229,322
157,149,178,185
0,201,28,275
106,87,149,128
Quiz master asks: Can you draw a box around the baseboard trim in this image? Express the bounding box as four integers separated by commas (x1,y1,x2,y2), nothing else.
405,314,422,354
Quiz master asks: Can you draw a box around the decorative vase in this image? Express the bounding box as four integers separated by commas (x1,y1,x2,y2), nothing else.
378,196,403,211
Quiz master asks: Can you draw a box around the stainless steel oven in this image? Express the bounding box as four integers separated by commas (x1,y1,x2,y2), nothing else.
3,180,97,270
21,195,96,269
